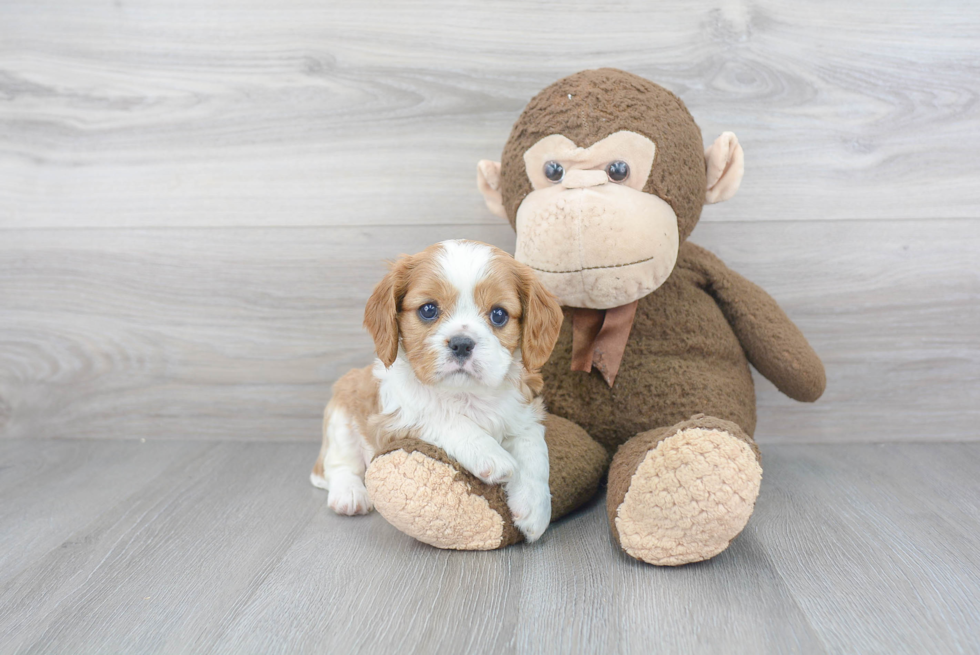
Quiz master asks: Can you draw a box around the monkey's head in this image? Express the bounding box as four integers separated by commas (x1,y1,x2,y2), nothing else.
478,68,744,309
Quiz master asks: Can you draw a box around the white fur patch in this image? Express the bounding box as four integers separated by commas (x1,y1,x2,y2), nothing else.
318,406,374,515
430,240,514,388
437,240,492,298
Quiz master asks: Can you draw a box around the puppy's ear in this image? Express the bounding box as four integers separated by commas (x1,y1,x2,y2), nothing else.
518,266,564,372
364,256,412,367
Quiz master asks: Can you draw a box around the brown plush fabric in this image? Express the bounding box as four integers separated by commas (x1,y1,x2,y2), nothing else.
682,243,827,402
369,413,609,548
542,413,610,520
499,68,707,243
605,425,670,548
606,413,760,546
541,242,762,452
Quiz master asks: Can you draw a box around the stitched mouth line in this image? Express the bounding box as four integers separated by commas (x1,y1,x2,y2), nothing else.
527,255,654,275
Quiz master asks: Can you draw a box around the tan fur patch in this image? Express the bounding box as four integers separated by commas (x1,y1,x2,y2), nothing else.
615,427,762,566
520,370,544,399
325,368,432,453
398,253,458,385
474,258,523,354
369,409,420,450
363,242,455,370
328,365,383,450
517,270,564,372
363,260,409,368
474,250,563,374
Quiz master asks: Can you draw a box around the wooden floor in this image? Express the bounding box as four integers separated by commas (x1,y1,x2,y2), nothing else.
1,438,978,654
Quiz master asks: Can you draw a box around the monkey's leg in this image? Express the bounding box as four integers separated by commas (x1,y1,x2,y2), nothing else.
365,414,608,550
607,414,762,566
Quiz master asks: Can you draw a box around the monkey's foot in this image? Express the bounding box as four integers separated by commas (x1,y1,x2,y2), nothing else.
607,414,762,566
365,415,608,550
366,438,522,550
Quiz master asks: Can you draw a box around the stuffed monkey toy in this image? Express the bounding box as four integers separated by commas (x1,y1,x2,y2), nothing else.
365,68,825,565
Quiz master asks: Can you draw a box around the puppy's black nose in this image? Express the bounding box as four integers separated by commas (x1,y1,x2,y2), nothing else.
448,335,476,360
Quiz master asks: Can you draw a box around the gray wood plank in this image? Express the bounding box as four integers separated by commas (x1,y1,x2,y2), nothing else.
0,439,211,587
1,439,978,654
0,440,323,654
1,1,978,229
208,502,527,654
517,501,826,655
754,443,980,654
1,219,977,444
211,494,826,655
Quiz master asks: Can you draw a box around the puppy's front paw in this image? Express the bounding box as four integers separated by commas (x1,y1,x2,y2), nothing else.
472,450,518,485
506,480,552,543
328,476,373,516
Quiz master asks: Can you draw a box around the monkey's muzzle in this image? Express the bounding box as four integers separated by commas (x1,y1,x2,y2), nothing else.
514,186,679,309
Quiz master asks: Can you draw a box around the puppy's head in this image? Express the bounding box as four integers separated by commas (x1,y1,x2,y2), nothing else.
364,240,563,388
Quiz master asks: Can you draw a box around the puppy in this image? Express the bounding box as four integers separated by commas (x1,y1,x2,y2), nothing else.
310,240,563,542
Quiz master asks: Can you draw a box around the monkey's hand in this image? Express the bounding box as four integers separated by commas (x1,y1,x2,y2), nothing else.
686,242,827,403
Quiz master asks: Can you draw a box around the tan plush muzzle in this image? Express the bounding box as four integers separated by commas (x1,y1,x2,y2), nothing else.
514,183,679,309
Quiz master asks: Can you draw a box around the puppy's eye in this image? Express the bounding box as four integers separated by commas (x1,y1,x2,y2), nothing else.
417,302,439,321
606,160,629,182
489,307,509,327
543,161,564,183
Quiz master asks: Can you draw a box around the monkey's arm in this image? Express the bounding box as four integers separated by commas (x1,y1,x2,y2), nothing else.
683,243,826,402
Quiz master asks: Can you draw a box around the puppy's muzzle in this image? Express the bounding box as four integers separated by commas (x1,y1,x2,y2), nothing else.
448,335,476,361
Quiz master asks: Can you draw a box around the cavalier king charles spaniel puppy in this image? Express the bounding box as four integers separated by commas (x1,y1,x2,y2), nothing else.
310,240,564,542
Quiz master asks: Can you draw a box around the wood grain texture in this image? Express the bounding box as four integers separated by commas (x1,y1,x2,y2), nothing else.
1,1,979,446
0,438,210,588
1,438,978,654
1,219,977,444
1,1,979,229
754,443,980,653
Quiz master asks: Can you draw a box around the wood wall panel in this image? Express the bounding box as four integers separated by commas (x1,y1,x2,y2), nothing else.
1,1,978,229
1,0,978,443
1,219,976,443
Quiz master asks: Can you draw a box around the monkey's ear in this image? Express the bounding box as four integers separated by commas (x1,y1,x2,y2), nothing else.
477,160,508,220
363,258,410,367
704,132,744,204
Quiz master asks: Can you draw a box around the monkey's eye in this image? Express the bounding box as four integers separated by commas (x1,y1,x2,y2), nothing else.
543,161,564,183
606,161,630,182
489,307,509,327
418,302,439,321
